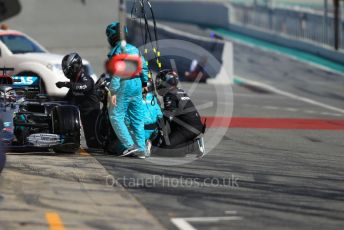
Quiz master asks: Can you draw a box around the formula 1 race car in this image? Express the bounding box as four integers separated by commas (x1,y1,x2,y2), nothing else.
0,75,81,153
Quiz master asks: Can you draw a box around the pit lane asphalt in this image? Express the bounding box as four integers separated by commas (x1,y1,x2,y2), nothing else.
2,1,344,229
2,82,344,230
91,21,344,229
159,21,344,109
91,83,344,230
92,22,344,229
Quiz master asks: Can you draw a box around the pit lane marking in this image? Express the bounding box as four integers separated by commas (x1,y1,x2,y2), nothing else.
205,117,344,130
225,210,237,214
171,216,242,230
45,212,65,230
242,103,344,117
235,76,344,114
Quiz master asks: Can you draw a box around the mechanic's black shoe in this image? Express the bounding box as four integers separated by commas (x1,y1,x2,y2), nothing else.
120,147,139,157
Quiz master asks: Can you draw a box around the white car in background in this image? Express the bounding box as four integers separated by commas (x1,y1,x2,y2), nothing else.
0,29,97,97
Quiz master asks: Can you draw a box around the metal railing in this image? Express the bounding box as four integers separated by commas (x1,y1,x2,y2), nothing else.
230,3,344,51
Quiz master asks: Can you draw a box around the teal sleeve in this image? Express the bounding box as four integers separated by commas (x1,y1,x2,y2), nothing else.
155,97,163,119
140,55,149,85
108,45,123,95
110,76,121,95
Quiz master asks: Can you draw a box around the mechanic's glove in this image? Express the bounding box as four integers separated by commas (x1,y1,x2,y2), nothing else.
56,81,71,89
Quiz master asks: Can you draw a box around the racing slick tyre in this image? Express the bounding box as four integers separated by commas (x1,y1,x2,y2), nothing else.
95,112,107,148
52,105,81,154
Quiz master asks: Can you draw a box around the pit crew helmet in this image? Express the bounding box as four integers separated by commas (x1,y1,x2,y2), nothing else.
155,69,179,96
62,53,83,80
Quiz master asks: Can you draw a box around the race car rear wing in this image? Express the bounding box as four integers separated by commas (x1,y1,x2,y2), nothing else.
11,76,40,87
0,75,42,98
0,75,39,88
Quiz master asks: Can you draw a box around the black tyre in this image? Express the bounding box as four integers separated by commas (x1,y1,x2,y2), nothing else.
95,111,121,155
95,112,108,147
52,105,81,154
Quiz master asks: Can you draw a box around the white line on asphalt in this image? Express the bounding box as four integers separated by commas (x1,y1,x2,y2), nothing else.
196,101,214,111
240,103,343,117
263,106,279,110
320,112,341,116
171,218,197,230
218,101,234,106
183,216,243,222
225,210,237,214
235,76,344,114
285,108,299,112
234,93,284,98
171,216,242,230
331,114,344,117
243,104,258,108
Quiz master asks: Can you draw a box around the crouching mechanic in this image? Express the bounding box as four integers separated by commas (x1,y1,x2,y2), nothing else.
106,21,149,158
155,70,204,147
56,53,100,148
142,79,163,153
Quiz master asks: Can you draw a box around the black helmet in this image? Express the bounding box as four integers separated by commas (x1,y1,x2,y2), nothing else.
155,69,179,96
62,53,83,80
